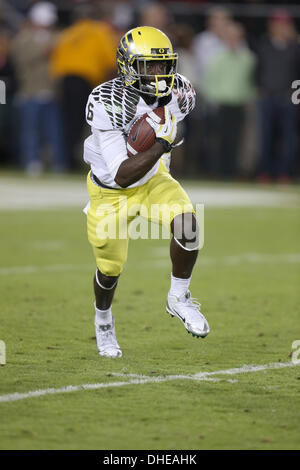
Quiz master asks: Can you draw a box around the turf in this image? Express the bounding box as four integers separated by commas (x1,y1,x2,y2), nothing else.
0,189,300,449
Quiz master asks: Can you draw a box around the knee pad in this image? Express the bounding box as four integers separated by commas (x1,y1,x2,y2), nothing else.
172,213,200,251
95,270,119,290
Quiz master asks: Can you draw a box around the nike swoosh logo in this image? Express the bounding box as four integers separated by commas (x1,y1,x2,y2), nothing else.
131,119,144,143
173,310,185,323
167,301,185,323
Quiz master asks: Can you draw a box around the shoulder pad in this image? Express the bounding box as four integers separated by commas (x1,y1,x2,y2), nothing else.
91,78,140,130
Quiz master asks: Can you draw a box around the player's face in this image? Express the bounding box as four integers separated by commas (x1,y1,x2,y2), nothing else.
140,60,168,76
134,57,176,96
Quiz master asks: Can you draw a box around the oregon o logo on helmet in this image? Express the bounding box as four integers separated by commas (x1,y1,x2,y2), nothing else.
291,80,300,104
0,80,6,104
150,47,170,55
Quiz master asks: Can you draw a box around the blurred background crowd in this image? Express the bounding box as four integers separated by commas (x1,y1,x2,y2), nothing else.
0,0,299,183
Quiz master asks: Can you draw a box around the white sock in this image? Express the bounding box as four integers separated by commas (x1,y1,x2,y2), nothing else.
169,273,191,298
94,303,112,325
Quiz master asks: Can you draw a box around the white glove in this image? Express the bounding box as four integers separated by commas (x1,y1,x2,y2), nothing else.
146,107,177,152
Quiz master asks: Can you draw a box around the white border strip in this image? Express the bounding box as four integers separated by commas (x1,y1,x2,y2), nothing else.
1,253,300,276
0,361,297,403
126,143,138,156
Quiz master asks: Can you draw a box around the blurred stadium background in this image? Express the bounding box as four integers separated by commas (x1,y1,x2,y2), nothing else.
0,0,299,180
0,0,300,451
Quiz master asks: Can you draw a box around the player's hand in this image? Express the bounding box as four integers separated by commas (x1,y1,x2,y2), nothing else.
146,107,177,152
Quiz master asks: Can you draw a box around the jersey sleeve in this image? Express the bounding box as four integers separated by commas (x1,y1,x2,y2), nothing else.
85,93,115,131
172,74,196,122
86,78,140,131
94,128,128,180
84,126,128,184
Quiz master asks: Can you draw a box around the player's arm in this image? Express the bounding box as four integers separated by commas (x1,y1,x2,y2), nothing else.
115,142,165,188
115,108,177,188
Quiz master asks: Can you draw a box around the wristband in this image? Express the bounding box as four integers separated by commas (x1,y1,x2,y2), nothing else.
156,138,172,153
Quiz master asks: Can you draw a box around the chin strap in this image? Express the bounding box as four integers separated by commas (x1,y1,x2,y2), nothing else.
141,79,171,97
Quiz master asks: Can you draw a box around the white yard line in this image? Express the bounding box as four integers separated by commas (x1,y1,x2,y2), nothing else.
0,263,94,275
0,178,299,210
0,361,298,403
112,361,297,380
1,253,299,276
151,251,300,267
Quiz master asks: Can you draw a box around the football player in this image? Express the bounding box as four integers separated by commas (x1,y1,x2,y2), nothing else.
83,26,210,357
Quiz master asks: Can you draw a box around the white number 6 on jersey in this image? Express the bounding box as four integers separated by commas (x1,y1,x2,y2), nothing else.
87,102,94,121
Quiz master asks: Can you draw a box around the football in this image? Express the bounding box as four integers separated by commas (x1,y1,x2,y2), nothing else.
127,107,165,157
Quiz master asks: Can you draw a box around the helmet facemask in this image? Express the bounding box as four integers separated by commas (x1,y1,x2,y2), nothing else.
117,50,178,98
132,55,177,97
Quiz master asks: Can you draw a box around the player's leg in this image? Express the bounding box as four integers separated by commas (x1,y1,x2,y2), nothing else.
86,172,129,357
94,270,119,310
93,269,119,344
90,238,128,358
145,164,209,338
167,211,210,338
170,212,198,279
93,266,123,359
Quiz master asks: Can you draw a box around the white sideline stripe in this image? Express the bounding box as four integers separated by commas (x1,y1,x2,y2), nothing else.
0,179,299,210
0,263,94,275
112,361,297,380
151,251,300,267
110,373,222,383
1,253,299,276
0,361,297,403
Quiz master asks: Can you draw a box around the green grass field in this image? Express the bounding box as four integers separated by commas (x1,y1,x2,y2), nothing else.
0,177,300,450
